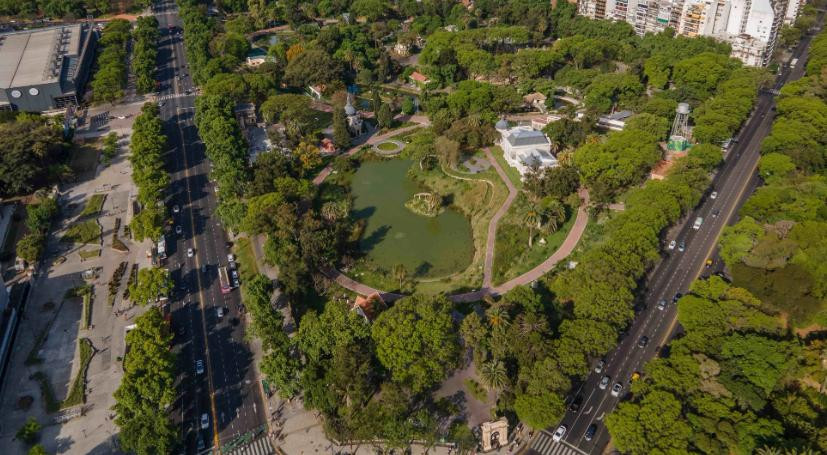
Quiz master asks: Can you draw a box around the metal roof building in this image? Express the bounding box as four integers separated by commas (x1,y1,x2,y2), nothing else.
0,23,97,112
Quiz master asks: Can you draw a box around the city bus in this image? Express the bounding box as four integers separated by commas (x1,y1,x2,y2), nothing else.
218,266,232,294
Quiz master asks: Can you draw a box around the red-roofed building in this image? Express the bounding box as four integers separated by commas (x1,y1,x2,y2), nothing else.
409,71,431,87
352,293,387,322
320,138,337,155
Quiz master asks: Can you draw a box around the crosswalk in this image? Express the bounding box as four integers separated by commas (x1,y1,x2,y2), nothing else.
156,92,196,101
527,431,586,455
223,435,275,455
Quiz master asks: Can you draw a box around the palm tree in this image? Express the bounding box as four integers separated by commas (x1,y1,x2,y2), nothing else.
479,359,508,390
543,198,566,233
517,312,549,335
392,263,407,290
487,307,510,329
755,447,783,455
521,204,541,248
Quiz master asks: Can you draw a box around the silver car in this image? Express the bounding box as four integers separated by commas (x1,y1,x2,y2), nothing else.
599,375,610,390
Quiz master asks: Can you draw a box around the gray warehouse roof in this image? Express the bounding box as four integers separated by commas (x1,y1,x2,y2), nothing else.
506,128,550,147
0,24,83,89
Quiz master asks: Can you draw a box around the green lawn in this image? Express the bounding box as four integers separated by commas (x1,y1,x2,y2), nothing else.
233,237,259,283
62,220,101,245
489,146,523,189
309,110,333,132
78,249,101,260
61,338,93,408
377,141,400,151
79,194,106,218
493,194,578,284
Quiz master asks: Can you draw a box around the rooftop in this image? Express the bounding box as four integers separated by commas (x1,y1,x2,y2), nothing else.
0,24,83,89
504,126,550,147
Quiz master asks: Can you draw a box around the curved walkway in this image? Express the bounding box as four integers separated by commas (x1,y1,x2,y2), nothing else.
480,147,517,289
312,115,428,185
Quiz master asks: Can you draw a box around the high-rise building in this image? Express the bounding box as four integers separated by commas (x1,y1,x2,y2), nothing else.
577,0,794,67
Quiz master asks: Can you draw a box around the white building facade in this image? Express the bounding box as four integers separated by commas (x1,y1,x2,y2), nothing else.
496,122,558,177
577,0,796,67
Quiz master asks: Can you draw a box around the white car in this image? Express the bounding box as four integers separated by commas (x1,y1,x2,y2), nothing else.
200,413,209,429
216,307,224,319
195,359,204,375
611,382,623,397
187,248,194,257
552,425,567,442
710,191,718,200
668,240,676,250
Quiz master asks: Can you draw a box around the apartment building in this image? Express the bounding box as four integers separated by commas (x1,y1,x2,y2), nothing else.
577,0,794,67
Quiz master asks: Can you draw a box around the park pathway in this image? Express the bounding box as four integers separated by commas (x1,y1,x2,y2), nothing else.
481,147,517,290
308,120,591,303
312,115,428,185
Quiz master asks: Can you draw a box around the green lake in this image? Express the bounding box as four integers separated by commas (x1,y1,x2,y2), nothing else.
351,159,474,278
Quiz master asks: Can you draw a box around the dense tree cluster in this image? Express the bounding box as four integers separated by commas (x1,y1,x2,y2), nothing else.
293,293,467,446
0,114,65,198
91,19,132,104
133,16,160,94
693,67,768,144
193,95,250,230
719,28,827,328
113,307,177,455
127,267,173,305
571,128,661,203
129,102,169,242
244,275,298,397
16,196,59,264
606,277,827,454
0,0,144,18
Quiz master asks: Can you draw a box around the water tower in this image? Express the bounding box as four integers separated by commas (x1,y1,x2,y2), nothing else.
667,102,691,152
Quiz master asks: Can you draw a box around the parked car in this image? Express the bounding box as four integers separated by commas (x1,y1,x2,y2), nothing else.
227,253,235,263
175,225,182,235
216,307,224,319
710,191,718,200
712,209,720,218
678,241,685,252
673,293,683,303
172,204,180,214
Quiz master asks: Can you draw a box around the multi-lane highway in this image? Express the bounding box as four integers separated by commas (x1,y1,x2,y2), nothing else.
151,1,267,452
530,16,825,455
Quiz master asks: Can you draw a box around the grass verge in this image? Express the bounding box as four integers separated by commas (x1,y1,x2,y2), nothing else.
81,293,92,330
61,338,94,408
79,194,106,218
78,249,101,260
62,220,101,244
464,378,487,402
30,372,60,413
234,237,260,283
489,146,522,189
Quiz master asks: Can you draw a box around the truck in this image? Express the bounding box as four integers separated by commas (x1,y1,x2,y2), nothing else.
218,266,232,294
157,235,167,260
